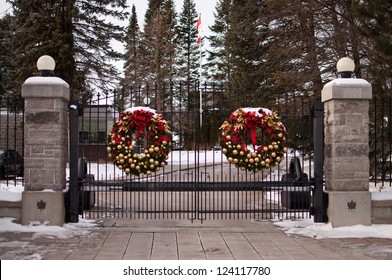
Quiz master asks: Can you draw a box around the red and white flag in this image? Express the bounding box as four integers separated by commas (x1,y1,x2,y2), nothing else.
196,14,202,44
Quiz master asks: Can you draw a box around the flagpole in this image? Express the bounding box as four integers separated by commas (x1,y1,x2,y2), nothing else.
197,13,202,128
199,38,202,128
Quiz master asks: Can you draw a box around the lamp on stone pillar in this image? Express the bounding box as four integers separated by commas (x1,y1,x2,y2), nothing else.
36,55,56,77
336,57,355,78
321,57,372,227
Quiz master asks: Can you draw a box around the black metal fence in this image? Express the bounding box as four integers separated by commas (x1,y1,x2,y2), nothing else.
0,95,24,186
2,82,389,221
73,83,317,221
370,96,392,189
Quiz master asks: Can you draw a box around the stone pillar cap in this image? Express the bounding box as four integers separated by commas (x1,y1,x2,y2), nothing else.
22,76,70,100
322,78,372,102
23,76,69,87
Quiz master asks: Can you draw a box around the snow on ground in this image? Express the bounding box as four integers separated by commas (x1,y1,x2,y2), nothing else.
0,217,98,237
274,218,392,239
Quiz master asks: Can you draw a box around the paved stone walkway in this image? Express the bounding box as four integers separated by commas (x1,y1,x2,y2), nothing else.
49,220,392,260
1,219,392,260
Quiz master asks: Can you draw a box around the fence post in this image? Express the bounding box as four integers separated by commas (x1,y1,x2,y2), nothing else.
21,56,69,226
312,101,328,223
322,58,372,227
67,100,80,223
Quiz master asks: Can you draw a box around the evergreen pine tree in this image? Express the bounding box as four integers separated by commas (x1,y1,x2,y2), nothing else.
354,0,392,94
175,0,199,84
138,0,176,111
225,0,267,98
6,0,127,100
73,0,128,100
123,5,141,88
206,0,232,83
0,14,19,108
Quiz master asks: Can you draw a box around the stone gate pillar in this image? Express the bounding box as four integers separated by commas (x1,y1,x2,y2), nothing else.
322,59,372,227
21,56,69,226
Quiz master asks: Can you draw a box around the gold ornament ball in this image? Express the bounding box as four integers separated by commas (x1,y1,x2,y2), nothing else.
131,164,135,168
233,158,239,164
119,153,124,159
261,161,265,166
155,161,160,166
222,148,227,154
254,157,259,163
118,165,123,169
106,147,111,152
265,163,270,168
226,135,231,140
161,162,166,167
119,159,124,164
232,150,238,155
263,146,268,152
249,158,254,164
125,168,130,174
251,152,256,158
111,140,116,145
274,144,279,150
150,164,155,169
283,147,288,152
246,153,252,159
136,166,141,171
148,148,154,153
271,152,276,158
154,147,159,152
236,144,241,149
278,133,283,138
265,158,271,164
228,157,233,162
239,151,244,156
117,145,122,150
268,145,273,150
276,156,281,162
147,170,152,175
162,141,168,145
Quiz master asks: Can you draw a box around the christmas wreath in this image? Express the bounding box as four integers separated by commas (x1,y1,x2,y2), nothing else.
107,107,172,176
219,107,288,172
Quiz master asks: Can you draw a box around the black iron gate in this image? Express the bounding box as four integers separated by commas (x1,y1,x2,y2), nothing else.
67,83,326,221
